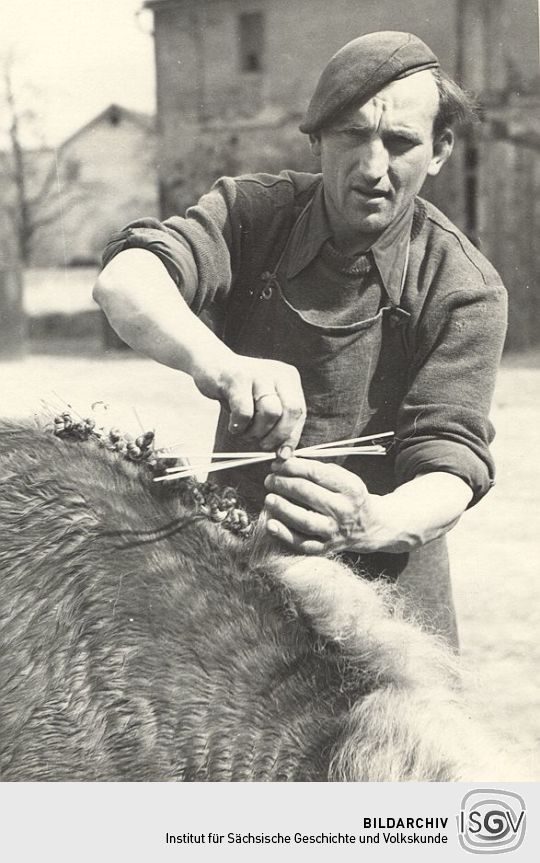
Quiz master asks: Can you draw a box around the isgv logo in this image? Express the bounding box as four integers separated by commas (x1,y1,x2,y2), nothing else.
458,789,526,854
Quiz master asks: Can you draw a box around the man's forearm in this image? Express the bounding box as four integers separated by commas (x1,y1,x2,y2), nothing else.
93,248,233,375
264,459,473,555
362,471,474,553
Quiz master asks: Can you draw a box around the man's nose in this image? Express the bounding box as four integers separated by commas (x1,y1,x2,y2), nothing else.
357,139,389,183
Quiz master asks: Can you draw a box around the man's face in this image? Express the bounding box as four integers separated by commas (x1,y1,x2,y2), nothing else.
311,70,452,248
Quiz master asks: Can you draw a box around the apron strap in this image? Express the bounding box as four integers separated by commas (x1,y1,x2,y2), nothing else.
385,238,414,354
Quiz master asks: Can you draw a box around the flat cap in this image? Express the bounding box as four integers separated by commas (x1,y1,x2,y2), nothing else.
300,31,439,134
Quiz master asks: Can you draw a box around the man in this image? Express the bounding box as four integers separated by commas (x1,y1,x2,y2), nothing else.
95,32,507,645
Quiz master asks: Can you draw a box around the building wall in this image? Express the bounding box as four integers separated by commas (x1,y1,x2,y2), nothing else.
458,0,539,96
31,110,159,267
153,0,461,156
151,0,474,217
151,0,538,182
477,116,540,351
148,0,540,349
151,0,538,218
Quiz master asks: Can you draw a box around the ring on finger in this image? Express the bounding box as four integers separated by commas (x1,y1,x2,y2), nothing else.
254,391,278,403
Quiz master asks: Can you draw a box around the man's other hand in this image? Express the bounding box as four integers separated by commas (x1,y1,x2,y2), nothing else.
263,459,472,555
263,457,390,554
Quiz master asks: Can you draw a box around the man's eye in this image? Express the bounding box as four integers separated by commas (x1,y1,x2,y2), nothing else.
341,128,368,140
386,136,419,151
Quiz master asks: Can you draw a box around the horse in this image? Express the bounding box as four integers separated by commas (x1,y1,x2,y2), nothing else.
0,418,504,781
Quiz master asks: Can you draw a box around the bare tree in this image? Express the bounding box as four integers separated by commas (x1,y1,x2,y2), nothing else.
2,52,34,264
0,54,27,356
1,52,94,266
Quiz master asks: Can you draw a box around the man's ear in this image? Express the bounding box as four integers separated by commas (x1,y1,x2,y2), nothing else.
309,133,322,157
427,128,454,177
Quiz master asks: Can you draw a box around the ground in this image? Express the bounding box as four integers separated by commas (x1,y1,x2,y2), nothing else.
1,344,539,779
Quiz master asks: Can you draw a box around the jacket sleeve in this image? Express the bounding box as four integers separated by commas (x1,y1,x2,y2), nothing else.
101,177,243,315
394,277,507,506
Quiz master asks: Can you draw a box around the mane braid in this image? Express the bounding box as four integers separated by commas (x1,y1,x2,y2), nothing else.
50,411,255,539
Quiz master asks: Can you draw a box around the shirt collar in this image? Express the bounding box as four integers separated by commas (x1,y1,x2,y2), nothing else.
285,180,414,305
369,199,414,305
285,182,332,279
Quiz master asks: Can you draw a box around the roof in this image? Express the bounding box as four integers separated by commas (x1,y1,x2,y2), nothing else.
58,104,155,151
143,0,259,8
143,0,181,9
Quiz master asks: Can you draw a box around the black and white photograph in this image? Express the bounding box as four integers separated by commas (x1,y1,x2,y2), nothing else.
1,0,539,858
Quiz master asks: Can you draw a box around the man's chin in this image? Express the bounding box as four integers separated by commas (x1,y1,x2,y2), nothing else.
348,210,394,238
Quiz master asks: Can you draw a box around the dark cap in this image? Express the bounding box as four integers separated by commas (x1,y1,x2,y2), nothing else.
300,31,439,135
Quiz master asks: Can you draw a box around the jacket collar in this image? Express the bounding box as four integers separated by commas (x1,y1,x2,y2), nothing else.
286,180,414,305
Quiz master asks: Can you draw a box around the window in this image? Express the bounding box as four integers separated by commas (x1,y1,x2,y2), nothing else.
238,12,265,72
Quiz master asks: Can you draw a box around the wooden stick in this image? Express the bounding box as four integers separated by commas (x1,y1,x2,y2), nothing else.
161,446,384,461
309,431,394,450
155,448,386,483
156,430,394,459
162,451,276,460
153,431,394,483
164,445,385,471
154,452,276,482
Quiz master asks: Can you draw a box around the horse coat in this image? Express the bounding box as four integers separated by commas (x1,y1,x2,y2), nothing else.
0,420,500,781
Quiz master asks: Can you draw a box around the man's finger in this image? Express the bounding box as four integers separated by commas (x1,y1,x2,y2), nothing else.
276,404,307,457
265,517,326,555
226,378,256,434
259,401,306,453
271,376,306,450
264,493,334,538
270,456,364,494
247,389,284,445
264,473,338,515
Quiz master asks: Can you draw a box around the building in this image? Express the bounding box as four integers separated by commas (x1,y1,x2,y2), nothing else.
147,0,537,124
7,104,159,268
145,0,538,214
145,0,540,349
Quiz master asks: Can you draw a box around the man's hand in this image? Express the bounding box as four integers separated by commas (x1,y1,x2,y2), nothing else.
263,457,390,554
192,355,307,454
263,459,473,555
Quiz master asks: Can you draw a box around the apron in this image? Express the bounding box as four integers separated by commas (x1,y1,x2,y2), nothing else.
215,220,459,648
